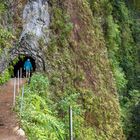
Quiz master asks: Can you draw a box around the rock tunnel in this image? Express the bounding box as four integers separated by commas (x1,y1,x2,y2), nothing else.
13,56,36,78
0,40,47,76
9,44,46,78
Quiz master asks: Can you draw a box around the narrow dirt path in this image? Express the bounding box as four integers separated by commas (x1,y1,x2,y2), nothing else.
0,79,27,140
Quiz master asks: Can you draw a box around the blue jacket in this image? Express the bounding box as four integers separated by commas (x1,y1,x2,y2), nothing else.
24,60,33,71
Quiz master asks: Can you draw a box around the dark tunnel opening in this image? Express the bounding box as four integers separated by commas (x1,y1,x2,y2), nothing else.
12,56,36,78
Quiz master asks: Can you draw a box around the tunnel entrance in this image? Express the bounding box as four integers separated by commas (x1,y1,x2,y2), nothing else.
13,56,36,78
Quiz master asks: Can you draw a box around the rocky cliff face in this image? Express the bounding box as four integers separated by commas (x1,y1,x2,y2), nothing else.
17,0,50,70
0,0,50,72
0,0,125,139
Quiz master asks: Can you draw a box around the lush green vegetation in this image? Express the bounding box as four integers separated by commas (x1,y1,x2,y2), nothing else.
0,69,11,85
122,90,140,140
89,0,140,139
44,0,124,139
0,2,15,84
0,2,15,51
17,73,100,140
0,0,139,139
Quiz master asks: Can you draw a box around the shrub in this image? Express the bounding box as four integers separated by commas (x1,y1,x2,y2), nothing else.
17,73,96,140
0,69,11,85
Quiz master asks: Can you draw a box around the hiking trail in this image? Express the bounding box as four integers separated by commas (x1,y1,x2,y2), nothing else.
0,79,27,140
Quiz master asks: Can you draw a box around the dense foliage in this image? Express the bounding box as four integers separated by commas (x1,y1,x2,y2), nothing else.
45,0,124,139
0,0,139,139
0,69,11,84
88,0,140,139
0,1,16,84
122,90,140,140
17,73,100,140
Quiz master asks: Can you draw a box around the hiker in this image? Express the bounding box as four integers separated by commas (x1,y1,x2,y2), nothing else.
24,59,33,78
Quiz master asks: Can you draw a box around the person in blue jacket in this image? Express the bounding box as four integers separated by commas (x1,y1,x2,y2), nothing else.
24,59,33,78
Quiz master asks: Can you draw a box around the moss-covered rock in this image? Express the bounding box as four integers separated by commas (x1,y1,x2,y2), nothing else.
44,0,125,139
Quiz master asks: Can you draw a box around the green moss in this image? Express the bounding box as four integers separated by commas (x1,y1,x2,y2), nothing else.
42,0,125,139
